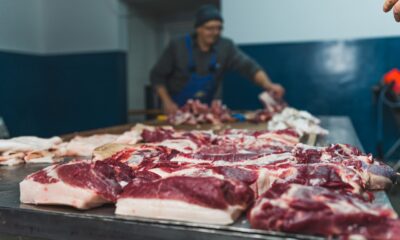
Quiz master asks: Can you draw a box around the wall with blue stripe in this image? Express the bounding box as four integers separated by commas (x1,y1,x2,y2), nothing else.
0,51,127,137
223,37,400,155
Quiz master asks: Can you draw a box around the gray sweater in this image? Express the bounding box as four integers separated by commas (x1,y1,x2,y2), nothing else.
150,34,262,99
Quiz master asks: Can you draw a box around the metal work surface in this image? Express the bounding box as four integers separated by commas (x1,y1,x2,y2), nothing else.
0,116,393,240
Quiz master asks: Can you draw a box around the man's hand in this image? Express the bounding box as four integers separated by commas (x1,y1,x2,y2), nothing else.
155,85,179,114
163,100,179,115
384,0,400,22
254,71,285,99
268,83,285,99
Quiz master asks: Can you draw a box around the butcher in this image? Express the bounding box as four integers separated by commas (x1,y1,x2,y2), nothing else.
150,5,285,114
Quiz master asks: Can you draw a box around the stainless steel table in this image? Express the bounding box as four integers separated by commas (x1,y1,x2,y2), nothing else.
0,116,393,240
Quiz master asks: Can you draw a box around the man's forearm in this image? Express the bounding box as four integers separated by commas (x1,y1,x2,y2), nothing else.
155,85,174,104
254,70,274,90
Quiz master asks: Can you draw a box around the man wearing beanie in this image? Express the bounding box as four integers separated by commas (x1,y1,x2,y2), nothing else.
150,5,285,114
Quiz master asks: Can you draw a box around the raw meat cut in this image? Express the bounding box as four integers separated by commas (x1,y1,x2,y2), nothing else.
116,176,254,224
249,183,398,238
20,160,132,209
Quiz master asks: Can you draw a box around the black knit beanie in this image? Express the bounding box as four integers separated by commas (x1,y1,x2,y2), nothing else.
194,5,223,28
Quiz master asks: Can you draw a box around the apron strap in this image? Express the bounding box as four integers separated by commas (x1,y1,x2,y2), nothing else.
185,34,218,73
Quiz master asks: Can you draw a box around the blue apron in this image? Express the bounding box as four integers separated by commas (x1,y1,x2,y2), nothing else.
172,34,218,107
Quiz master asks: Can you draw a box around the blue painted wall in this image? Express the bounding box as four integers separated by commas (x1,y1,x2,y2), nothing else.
0,51,127,137
223,37,400,155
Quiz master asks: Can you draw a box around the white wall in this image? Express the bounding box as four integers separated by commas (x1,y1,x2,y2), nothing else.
127,7,162,111
0,0,45,53
222,0,400,45
42,0,127,54
0,0,127,54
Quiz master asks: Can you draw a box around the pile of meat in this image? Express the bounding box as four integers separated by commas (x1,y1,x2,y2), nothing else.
167,92,328,137
20,124,399,239
168,99,234,125
0,136,64,165
168,92,286,126
0,124,157,165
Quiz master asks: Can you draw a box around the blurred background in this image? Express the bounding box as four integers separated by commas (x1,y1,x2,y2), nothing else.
1,0,399,159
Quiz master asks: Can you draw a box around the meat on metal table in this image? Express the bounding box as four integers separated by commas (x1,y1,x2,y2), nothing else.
0,116,393,240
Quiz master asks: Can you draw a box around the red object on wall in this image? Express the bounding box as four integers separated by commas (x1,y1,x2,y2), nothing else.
383,68,400,95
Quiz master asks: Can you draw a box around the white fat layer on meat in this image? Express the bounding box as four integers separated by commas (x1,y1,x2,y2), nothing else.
171,168,222,179
255,169,271,196
170,155,210,164
221,135,255,143
0,157,24,166
320,152,332,161
214,153,293,166
170,152,292,166
294,143,322,151
24,155,58,164
150,139,198,153
348,235,367,240
119,181,128,187
126,154,145,166
115,198,244,225
309,178,321,185
265,167,297,179
66,134,119,157
256,133,298,145
0,136,62,152
148,168,171,178
20,178,108,210
149,167,223,180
